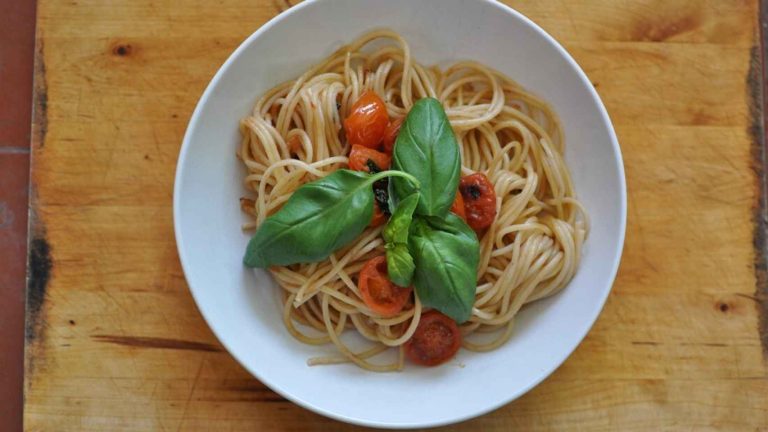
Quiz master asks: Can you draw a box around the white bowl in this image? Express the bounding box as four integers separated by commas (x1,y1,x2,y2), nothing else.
174,0,626,428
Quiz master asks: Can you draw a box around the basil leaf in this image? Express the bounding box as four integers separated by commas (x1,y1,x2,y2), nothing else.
391,98,461,217
244,169,375,267
409,213,479,323
383,193,419,286
386,244,415,288
244,169,420,268
383,193,419,245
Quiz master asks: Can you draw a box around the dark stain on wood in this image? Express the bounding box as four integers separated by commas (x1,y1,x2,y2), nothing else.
638,341,742,349
680,342,728,347
689,109,716,126
26,32,52,380
228,385,286,402
632,13,701,42
252,397,287,403
717,301,731,313
32,38,47,149
749,24,768,356
700,342,727,347
24,210,53,384
272,0,293,13
91,335,222,352
735,292,763,303
26,235,52,343
111,42,133,57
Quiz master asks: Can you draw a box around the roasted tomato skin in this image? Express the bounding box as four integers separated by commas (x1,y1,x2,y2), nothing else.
459,173,497,231
348,144,391,173
370,203,388,227
382,117,404,154
343,91,389,149
348,145,391,227
358,256,413,317
450,190,466,221
404,310,462,366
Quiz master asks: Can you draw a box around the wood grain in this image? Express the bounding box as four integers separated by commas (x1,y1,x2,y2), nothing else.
25,0,768,430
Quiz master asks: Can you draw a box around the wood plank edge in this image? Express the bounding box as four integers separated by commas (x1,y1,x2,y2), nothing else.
753,0,768,358
24,21,52,404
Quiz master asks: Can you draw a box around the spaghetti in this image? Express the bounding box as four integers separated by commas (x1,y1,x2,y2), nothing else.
238,30,588,371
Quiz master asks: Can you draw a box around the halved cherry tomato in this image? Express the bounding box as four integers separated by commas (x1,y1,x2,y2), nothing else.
343,91,389,149
404,310,462,366
450,190,466,221
382,117,404,154
459,173,497,231
358,256,413,316
348,144,391,172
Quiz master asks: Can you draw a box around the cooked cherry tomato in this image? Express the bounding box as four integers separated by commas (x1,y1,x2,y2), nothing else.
349,144,391,227
404,310,462,366
450,190,466,221
459,173,497,231
358,256,413,316
371,178,391,227
343,91,389,149
382,117,404,154
370,203,388,227
348,144,391,172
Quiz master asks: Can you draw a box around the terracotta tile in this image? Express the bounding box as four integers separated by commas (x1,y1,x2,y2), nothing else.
0,153,28,432
0,0,36,148
0,0,36,429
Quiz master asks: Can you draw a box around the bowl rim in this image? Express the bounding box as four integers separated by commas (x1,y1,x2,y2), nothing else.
173,0,627,427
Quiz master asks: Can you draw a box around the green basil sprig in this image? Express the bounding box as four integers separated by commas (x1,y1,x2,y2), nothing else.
391,98,461,217
244,169,419,268
409,213,480,323
383,193,419,287
244,97,480,324
388,98,480,323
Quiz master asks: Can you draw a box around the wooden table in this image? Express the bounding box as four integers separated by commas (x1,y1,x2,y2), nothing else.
25,0,768,430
